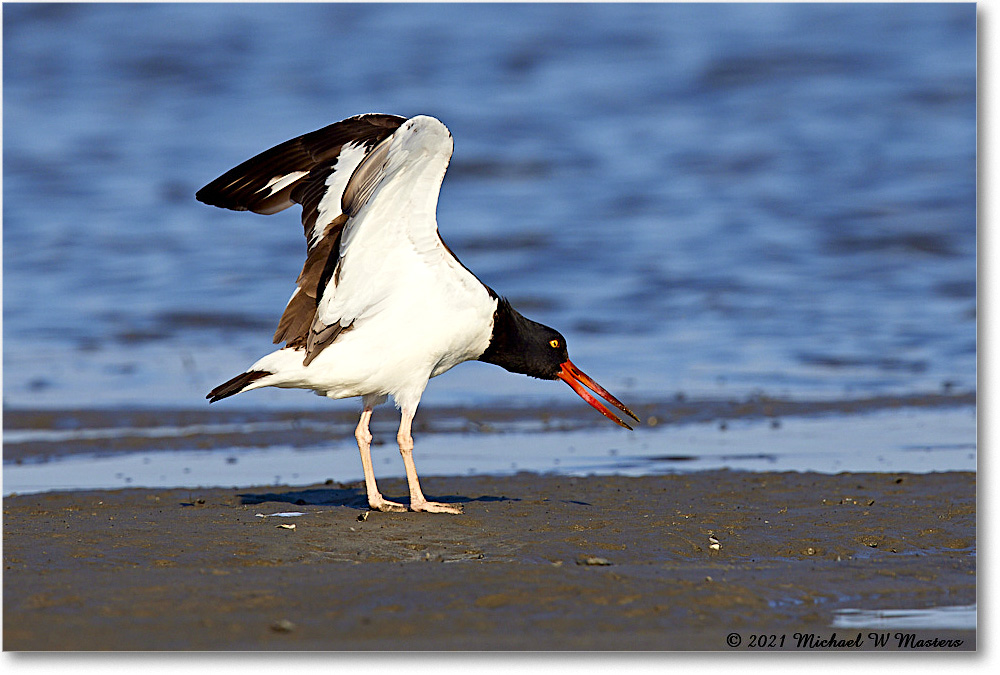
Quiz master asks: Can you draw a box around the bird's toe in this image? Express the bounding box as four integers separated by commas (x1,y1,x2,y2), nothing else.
370,496,408,512
410,500,463,515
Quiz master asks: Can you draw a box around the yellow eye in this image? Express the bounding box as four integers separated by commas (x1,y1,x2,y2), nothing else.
549,339,560,348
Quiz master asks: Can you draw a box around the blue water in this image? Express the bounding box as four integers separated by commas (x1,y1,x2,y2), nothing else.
3,3,976,411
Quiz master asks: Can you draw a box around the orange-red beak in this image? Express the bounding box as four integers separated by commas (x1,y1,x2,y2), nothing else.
557,360,640,430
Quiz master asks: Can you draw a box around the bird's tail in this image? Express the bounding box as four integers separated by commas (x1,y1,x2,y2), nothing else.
207,370,270,403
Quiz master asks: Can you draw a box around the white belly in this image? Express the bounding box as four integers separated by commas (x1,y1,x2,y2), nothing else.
248,262,497,410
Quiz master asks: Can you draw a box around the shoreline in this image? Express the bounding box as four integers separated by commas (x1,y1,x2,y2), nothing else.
2,390,976,463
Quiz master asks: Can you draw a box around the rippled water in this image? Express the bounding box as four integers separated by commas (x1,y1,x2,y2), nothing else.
3,3,976,411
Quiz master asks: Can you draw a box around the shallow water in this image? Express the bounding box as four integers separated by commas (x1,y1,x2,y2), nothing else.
832,604,976,631
3,405,975,496
2,3,977,411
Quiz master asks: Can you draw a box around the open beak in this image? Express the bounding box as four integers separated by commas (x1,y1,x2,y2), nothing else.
557,360,640,430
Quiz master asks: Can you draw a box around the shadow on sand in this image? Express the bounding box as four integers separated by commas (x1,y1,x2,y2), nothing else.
238,486,519,510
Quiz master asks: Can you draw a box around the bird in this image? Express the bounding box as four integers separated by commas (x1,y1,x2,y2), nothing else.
197,113,638,514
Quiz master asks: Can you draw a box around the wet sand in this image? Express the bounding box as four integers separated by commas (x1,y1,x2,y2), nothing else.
3,469,975,651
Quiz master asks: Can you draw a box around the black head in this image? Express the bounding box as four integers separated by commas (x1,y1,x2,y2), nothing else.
477,298,568,379
478,298,639,429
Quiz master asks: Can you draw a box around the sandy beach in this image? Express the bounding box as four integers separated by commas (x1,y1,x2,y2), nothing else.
3,468,975,651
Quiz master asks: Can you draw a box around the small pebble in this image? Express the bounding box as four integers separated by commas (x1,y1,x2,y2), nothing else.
270,619,295,633
577,556,612,566
276,523,295,530
357,511,369,522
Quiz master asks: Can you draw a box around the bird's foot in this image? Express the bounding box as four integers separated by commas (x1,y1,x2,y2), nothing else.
410,500,463,515
369,495,408,512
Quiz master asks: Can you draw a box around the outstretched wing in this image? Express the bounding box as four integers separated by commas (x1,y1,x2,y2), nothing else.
307,116,457,365
196,114,406,355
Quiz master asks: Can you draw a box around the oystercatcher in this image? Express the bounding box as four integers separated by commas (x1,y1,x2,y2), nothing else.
198,114,638,514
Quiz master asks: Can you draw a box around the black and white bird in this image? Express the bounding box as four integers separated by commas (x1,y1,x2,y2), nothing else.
198,114,638,514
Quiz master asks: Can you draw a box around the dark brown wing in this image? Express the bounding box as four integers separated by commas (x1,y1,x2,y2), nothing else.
197,114,406,353
196,113,405,243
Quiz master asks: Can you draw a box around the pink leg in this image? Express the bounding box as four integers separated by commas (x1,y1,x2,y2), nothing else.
398,407,462,514
355,406,405,512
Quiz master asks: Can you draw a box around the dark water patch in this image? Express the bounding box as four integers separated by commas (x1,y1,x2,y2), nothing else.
27,378,53,392
825,232,958,258
935,280,976,299
699,52,865,90
454,232,551,253
572,318,657,336
2,155,85,201
675,150,777,177
3,1,84,25
627,268,749,297
159,179,195,205
107,311,275,345
903,81,976,109
449,159,551,181
798,353,929,374
155,310,274,332
115,329,172,346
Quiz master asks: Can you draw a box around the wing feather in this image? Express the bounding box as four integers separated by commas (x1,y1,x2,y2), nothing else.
199,114,455,367
197,114,405,355
196,113,404,230
341,134,393,218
